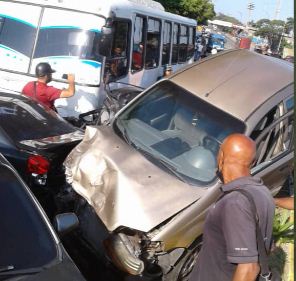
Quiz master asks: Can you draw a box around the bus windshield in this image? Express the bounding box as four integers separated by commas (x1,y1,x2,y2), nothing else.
34,28,102,62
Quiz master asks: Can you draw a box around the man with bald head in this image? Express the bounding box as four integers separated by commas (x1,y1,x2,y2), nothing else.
189,134,275,281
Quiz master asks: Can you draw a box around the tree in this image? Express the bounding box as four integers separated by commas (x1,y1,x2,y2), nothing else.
157,0,215,24
285,17,294,34
214,12,242,25
255,18,271,28
254,19,285,52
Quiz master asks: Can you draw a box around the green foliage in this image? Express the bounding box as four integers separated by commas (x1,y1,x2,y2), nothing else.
285,17,294,34
268,246,286,276
254,19,285,51
272,209,294,245
158,0,215,23
214,12,242,25
255,18,271,28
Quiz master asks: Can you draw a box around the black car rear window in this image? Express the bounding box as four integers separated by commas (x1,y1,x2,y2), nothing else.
0,96,76,142
0,164,57,270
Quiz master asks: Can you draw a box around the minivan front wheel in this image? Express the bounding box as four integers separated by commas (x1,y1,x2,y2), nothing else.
164,239,202,281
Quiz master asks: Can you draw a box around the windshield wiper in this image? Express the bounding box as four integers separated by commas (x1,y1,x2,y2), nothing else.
0,266,14,273
135,145,188,183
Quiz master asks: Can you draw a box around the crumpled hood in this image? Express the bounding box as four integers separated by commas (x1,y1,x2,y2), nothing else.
64,126,205,232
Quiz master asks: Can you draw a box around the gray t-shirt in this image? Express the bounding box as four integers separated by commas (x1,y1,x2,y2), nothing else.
189,176,275,281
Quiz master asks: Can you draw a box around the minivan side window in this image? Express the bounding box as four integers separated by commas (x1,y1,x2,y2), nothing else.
251,102,293,166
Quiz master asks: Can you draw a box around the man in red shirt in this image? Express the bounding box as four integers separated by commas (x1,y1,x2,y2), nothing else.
22,62,75,110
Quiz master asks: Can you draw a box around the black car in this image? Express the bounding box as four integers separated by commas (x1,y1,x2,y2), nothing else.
0,92,84,217
0,153,86,281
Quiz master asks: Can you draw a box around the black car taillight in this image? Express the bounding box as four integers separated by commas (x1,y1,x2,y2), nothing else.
27,155,50,175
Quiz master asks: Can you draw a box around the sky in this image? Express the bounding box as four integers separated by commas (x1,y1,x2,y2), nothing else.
212,0,294,24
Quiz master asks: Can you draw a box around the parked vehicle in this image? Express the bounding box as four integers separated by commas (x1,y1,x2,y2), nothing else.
0,153,86,281
0,0,196,118
207,33,226,51
63,49,294,280
0,91,84,217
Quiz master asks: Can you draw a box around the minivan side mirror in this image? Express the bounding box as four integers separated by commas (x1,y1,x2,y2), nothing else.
54,213,79,236
98,27,113,57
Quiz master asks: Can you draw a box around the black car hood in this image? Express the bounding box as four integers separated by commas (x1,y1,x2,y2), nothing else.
4,257,85,281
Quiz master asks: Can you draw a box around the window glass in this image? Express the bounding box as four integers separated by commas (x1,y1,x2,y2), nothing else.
161,21,172,66
0,2,41,72
114,81,245,185
172,24,179,64
132,16,145,71
34,28,102,62
0,97,76,143
187,27,195,59
250,106,280,140
285,96,294,111
251,105,293,166
107,21,129,79
178,25,188,63
0,165,57,270
145,18,161,68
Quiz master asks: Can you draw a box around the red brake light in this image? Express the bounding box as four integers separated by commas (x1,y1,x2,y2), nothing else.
27,155,50,174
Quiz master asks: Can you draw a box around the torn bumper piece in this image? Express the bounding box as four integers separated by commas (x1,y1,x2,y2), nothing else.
104,233,144,275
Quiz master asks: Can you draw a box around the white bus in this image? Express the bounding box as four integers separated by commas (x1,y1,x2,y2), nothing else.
0,0,197,117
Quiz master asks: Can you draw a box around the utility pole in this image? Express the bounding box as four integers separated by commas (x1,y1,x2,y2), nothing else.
274,0,281,20
246,2,255,33
277,22,285,53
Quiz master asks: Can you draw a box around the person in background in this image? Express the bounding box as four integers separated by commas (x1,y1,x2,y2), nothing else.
163,64,172,77
189,134,275,281
22,62,75,111
194,40,204,61
132,43,144,70
274,197,294,210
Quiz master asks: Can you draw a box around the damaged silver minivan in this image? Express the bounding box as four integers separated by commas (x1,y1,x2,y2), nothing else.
64,49,294,280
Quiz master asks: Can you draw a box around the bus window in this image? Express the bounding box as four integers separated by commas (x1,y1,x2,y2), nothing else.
172,23,179,64
187,27,195,60
145,18,161,68
178,25,188,63
132,16,145,72
161,21,172,66
107,21,129,79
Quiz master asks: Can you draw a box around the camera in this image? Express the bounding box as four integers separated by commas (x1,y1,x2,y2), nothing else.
62,74,68,79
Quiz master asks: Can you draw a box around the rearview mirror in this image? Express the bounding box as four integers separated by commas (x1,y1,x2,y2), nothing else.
53,213,79,236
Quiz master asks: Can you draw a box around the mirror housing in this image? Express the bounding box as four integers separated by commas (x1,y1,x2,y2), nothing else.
54,213,79,236
98,26,113,57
